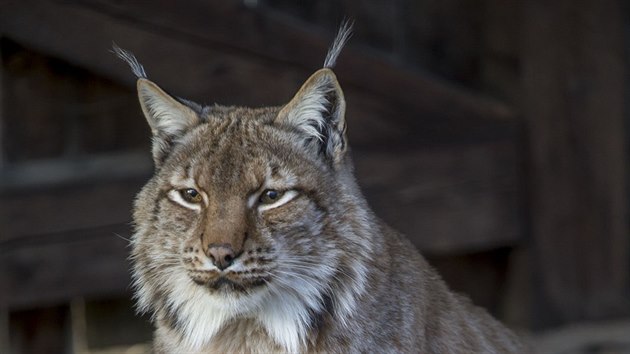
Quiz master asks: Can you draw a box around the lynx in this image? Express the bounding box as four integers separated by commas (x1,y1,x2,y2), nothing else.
117,25,524,353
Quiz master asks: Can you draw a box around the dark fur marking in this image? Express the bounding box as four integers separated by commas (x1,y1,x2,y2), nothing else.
149,190,168,225
308,292,334,335
155,133,175,166
160,299,184,334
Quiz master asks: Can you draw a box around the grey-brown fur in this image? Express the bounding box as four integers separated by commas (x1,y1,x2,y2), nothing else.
122,26,525,353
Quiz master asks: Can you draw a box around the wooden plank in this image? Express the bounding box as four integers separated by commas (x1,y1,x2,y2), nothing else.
521,0,629,326
83,298,152,349
1,224,132,309
0,140,521,254
0,151,151,191
0,0,517,148
479,0,520,105
0,39,148,164
0,1,305,106
71,0,515,121
8,305,71,353
0,37,4,170
354,141,522,254
533,319,630,353
0,309,8,354
0,178,145,242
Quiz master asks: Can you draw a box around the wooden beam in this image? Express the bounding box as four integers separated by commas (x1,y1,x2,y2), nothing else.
0,152,151,191
1,224,132,309
521,0,629,326
0,141,521,252
0,37,4,171
7,304,71,353
354,141,522,254
0,179,145,243
0,308,7,354
60,0,515,121
0,0,516,148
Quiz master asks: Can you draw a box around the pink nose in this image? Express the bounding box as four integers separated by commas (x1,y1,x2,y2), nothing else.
206,244,236,270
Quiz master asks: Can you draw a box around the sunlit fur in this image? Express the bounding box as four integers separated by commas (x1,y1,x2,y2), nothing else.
123,25,525,354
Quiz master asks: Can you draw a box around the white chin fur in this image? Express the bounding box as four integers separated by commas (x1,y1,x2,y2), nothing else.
155,262,338,353
165,273,265,349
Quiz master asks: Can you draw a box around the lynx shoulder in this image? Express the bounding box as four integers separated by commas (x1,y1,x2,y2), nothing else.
117,24,525,353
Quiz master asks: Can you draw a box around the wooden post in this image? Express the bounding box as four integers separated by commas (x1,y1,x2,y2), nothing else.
521,0,629,326
70,298,88,354
0,36,5,170
0,308,8,354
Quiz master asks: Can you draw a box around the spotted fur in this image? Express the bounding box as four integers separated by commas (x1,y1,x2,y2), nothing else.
122,26,525,353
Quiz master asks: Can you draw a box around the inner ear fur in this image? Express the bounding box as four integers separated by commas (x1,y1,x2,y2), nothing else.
276,69,347,165
136,78,201,166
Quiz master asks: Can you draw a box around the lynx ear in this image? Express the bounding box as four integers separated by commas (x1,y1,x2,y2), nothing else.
276,69,347,165
136,78,200,166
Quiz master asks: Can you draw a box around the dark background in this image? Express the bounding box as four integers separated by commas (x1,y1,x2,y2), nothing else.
1,0,629,353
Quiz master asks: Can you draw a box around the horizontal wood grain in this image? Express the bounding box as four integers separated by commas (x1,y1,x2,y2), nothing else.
0,0,516,148
1,223,132,309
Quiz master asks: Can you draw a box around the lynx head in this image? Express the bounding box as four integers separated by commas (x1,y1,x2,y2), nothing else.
118,24,373,352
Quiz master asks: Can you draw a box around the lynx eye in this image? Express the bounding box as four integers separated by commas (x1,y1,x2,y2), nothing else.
259,189,284,205
180,188,202,203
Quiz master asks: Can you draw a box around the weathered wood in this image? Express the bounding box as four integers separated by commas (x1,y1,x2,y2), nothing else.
0,178,146,242
354,141,522,254
83,298,152,349
1,223,132,309
0,151,151,191
479,0,520,105
0,0,516,148
0,309,8,354
521,0,629,326
0,39,148,164
533,319,630,353
400,0,482,87
8,305,71,353
70,299,89,353
0,38,4,171
74,0,514,120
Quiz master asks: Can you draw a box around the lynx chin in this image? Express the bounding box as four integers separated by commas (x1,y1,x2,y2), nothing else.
116,23,525,353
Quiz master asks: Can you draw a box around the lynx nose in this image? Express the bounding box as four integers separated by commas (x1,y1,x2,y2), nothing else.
206,244,236,270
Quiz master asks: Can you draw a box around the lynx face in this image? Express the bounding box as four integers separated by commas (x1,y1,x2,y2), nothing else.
126,46,372,349
145,108,339,296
